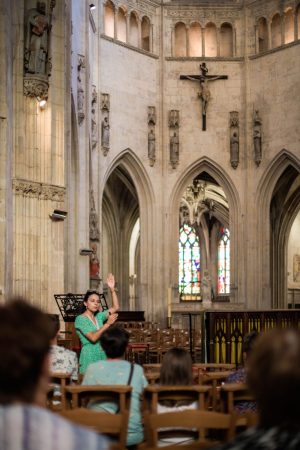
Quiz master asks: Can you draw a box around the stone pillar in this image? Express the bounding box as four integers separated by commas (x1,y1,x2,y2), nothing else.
138,18,142,48
217,27,221,57
114,9,117,40
201,27,205,56
267,21,272,49
281,14,285,45
126,13,130,44
294,10,298,41
186,25,190,57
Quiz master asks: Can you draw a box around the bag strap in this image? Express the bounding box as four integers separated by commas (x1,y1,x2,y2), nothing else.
127,362,134,386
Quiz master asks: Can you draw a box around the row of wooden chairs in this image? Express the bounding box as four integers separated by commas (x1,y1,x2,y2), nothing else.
47,376,257,449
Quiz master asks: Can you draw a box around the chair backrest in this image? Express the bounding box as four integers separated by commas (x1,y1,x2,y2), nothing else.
143,385,211,413
144,410,236,447
47,372,72,410
61,408,129,448
65,384,132,411
199,371,235,411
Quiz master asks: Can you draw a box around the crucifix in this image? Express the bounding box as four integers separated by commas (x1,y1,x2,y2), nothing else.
180,63,228,131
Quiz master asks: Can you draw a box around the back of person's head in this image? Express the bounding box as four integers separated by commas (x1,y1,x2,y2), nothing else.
0,298,53,404
48,313,60,340
100,325,129,358
242,330,259,361
160,347,193,385
247,328,300,430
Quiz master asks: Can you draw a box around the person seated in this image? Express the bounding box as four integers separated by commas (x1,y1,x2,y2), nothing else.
82,325,148,447
157,347,197,446
49,314,78,403
49,314,78,380
225,330,258,413
0,298,109,450
216,328,300,450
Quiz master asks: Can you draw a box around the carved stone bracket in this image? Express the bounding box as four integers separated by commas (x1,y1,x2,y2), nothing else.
77,55,86,125
91,86,98,149
229,111,239,169
148,106,156,167
253,109,262,166
101,93,110,156
169,110,180,169
13,179,65,202
23,0,56,99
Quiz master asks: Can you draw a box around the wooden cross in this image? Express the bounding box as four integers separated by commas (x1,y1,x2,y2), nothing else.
180,63,228,131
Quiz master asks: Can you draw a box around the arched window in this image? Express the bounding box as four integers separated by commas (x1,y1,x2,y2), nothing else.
220,23,233,57
104,1,115,38
284,8,294,44
189,22,202,57
204,22,217,57
179,224,201,299
218,227,230,294
129,12,139,47
257,17,268,52
271,13,282,48
141,16,150,51
174,22,187,57
117,7,127,42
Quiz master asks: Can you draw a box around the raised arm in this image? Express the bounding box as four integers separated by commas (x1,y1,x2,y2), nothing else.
107,273,120,314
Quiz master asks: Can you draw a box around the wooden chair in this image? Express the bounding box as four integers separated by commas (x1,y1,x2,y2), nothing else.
198,371,234,411
143,385,211,413
47,372,72,410
220,383,258,427
143,409,236,448
61,408,129,448
65,384,132,410
63,385,132,449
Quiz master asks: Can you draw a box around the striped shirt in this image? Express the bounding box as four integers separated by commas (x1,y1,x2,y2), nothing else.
0,404,109,450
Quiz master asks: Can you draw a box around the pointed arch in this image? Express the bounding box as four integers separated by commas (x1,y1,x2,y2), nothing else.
101,149,155,317
256,150,300,308
169,157,242,304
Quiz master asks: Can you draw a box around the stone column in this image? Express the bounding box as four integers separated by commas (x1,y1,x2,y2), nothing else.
201,27,205,56
281,14,285,45
126,13,130,44
138,18,142,48
114,9,117,40
217,27,221,57
186,25,190,57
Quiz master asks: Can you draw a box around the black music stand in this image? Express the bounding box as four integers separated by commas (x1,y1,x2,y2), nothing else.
54,293,108,322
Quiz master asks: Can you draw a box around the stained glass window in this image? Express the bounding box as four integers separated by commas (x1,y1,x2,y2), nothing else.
179,224,201,300
218,227,230,294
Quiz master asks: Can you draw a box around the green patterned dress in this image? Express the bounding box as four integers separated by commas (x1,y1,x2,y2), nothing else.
75,311,109,374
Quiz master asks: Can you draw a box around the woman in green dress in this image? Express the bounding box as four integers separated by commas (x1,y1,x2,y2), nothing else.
75,273,119,374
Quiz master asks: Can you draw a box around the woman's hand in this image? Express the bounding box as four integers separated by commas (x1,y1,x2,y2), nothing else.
107,273,115,291
107,313,118,325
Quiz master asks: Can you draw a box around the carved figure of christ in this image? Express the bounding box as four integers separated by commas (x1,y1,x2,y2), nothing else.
180,63,228,131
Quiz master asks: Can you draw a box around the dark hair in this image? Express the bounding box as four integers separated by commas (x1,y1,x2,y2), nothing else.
48,313,60,339
0,298,53,404
160,347,193,386
247,328,300,430
78,290,101,314
100,325,129,358
242,330,259,355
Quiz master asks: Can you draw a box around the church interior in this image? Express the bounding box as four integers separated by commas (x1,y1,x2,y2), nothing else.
0,0,300,329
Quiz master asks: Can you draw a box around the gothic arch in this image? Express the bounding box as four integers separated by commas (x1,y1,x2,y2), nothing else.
101,149,155,316
169,157,242,303
256,150,300,308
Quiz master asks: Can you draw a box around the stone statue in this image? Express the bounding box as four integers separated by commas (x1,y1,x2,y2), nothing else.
90,243,100,279
253,110,262,166
230,131,239,169
91,88,97,148
25,2,49,75
168,110,179,128
148,129,155,166
101,116,110,155
170,131,179,168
